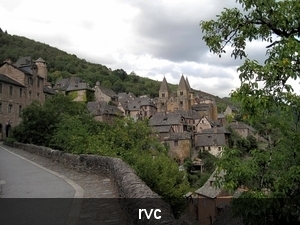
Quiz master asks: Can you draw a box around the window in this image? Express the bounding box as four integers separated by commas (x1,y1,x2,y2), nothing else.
9,86,13,96
162,93,165,97
0,102,2,114
174,140,178,146
28,77,33,85
180,91,183,96
19,105,22,116
37,78,40,87
29,91,31,99
208,146,211,151
8,104,12,114
37,93,40,99
0,83,2,93
19,88,22,97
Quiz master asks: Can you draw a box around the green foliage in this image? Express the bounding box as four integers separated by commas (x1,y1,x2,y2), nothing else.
201,1,300,224
13,94,86,146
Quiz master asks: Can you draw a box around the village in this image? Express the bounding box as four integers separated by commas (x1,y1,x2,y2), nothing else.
0,56,259,225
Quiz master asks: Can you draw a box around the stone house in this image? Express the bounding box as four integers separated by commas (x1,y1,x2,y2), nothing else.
195,115,213,132
87,101,123,123
192,96,218,121
53,77,94,102
149,111,190,134
224,105,239,116
94,82,118,105
229,121,256,139
118,96,157,121
194,171,233,225
164,132,192,164
195,127,230,157
0,57,54,138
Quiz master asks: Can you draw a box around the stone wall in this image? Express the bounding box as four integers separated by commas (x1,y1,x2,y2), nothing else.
9,142,183,225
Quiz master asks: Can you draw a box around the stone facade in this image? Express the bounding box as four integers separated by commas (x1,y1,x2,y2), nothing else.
0,57,53,138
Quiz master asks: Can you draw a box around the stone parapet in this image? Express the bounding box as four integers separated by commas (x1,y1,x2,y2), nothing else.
8,142,180,225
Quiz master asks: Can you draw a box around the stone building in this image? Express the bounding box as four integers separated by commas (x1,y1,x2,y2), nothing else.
157,75,195,113
0,57,54,138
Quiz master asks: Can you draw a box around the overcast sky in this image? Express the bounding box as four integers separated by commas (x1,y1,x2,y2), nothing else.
0,0,281,97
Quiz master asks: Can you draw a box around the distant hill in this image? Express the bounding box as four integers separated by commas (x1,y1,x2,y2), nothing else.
0,29,232,107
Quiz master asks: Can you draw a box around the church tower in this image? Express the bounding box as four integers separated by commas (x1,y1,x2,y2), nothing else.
177,74,190,111
185,76,195,106
157,77,170,112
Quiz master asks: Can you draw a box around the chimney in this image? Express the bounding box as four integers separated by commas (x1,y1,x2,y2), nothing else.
4,58,12,64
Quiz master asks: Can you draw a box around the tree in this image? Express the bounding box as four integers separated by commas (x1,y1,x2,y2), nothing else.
201,1,300,224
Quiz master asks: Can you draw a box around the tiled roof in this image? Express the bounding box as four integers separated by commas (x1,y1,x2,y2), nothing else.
53,77,85,91
14,56,32,67
0,74,25,87
201,127,230,134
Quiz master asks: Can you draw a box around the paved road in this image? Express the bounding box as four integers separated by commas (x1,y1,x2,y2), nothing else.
0,145,83,225
0,143,128,225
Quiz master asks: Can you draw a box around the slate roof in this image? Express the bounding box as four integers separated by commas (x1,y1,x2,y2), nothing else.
196,133,227,147
229,122,255,132
159,77,171,93
35,57,46,63
149,112,186,126
87,101,123,116
53,77,93,92
152,125,173,133
66,82,94,92
165,132,191,140
195,170,225,198
98,86,117,97
14,56,32,67
0,74,25,87
43,86,56,95
178,74,189,91
201,127,230,134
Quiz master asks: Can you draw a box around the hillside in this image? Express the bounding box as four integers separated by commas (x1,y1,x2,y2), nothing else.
0,29,232,107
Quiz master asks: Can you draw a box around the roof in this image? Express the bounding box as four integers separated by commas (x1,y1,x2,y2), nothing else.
35,57,46,63
159,77,170,93
149,112,186,126
66,82,94,92
87,101,123,116
43,86,56,95
178,74,189,91
152,125,173,133
97,86,117,97
52,76,94,92
165,132,191,140
14,56,32,67
0,61,33,76
229,122,255,132
201,127,230,134
195,133,227,147
185,76,191,91
195,170,225,198
0,74,25,87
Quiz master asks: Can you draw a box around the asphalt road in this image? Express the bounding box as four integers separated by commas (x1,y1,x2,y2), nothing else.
0,145,83,225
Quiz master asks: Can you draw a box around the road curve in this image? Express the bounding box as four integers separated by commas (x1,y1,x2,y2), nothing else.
0,144,84,225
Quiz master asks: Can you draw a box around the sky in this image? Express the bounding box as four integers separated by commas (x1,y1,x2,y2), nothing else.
0,0,284,97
